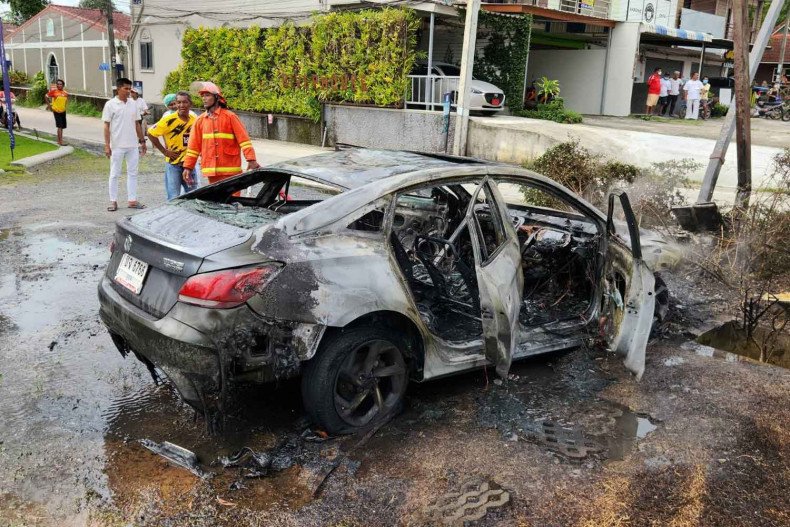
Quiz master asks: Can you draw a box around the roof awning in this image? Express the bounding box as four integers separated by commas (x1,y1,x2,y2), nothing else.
641,23,713,43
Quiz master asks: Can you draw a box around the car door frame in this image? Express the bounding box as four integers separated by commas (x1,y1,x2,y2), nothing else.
464,177,524,377
604,191,656,380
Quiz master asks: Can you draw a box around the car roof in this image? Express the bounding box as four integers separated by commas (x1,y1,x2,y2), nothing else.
268,147,487,190
265,148,606,235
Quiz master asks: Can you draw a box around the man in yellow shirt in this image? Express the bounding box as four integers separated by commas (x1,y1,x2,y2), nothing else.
147,91,198,200
45,79,68,145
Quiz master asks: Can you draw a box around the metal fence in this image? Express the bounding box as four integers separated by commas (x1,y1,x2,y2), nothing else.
488,0,611,20
405,75,460,109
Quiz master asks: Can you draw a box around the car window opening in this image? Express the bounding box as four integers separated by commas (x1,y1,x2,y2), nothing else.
173,171,342,229
390,180,488,343
499,180,602,330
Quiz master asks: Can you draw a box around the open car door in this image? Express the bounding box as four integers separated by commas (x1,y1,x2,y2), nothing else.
603,192,655,379
465,178,523,377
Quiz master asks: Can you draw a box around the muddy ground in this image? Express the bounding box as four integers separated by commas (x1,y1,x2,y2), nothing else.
0,151,788,526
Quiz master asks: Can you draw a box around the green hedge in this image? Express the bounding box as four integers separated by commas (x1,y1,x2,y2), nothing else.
514,99,582,124
164,8,420,121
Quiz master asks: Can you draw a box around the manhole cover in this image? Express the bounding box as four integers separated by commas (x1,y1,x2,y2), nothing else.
523,421,603,460
424,478,510,524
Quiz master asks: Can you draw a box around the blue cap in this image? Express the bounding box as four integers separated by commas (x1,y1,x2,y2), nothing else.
163,93,176,106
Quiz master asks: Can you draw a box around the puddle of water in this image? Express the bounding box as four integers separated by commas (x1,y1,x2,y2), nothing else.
695,321,790,368
0,234,107,332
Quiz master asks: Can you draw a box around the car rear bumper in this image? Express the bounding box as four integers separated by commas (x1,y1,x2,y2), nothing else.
98,276,221,407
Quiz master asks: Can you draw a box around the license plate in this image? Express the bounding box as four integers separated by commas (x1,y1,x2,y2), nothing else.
115,253,149,295
492,98,500,105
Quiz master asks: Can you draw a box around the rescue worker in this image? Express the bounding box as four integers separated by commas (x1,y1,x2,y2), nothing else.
182,82,259,187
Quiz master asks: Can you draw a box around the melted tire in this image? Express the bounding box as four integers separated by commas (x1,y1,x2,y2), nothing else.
302,327,408,435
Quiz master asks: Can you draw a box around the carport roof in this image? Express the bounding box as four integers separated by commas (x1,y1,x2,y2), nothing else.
640,23,713,45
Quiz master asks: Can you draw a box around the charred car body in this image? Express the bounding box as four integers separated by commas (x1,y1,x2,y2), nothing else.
99,148,655,433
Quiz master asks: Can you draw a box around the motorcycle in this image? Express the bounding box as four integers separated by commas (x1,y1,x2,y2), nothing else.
754,93,785,120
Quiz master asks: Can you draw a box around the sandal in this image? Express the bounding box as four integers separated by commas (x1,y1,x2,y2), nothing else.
107,202,118,212
127,202,146,209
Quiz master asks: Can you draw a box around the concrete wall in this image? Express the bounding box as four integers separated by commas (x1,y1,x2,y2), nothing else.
466,118,559,165
324,105,456,153
527,49,607,115
602,22,641,116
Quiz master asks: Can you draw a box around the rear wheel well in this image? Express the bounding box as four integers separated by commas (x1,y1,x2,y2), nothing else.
320,311,425,378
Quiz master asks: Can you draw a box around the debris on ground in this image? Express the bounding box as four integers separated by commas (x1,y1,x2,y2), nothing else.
139,439,213,479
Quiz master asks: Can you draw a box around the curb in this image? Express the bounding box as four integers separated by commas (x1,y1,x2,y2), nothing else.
11,145,74,168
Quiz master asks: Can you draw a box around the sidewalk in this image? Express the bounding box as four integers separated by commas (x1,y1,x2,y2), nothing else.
16,106,328,165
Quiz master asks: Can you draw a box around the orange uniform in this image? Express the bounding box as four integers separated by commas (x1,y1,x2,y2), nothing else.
183,107,256,184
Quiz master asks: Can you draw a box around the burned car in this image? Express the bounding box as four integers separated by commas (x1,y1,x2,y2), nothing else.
98,148,655,434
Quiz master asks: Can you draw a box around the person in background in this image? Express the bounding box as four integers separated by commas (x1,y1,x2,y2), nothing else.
102,77,146,211
659,72,671,116
45,79,68,145
667,71,682,117
130,86,150,125
182,81,259,188
148,91,197,200
162,93,177,117
701,77,711,102
645,67,662,116
683,72,704,120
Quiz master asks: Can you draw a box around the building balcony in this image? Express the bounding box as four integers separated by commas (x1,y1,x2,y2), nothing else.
482,0,612,21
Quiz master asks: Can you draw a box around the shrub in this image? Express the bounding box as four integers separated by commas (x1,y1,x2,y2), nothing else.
1,70,30,86
711,103,728,117
28,71,47,104
164,8,420,121
514,98,582,124
524,140,695,225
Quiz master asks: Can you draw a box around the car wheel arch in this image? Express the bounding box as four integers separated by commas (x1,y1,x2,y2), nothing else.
318,310,425,376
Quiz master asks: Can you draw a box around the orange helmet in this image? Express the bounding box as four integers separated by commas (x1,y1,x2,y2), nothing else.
196,81,222,97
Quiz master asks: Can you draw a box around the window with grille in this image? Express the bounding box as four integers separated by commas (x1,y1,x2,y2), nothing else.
140,41,153,71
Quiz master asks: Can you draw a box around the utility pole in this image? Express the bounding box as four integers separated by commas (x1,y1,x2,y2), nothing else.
778,16,789,82
751,0,765,42
104,0,118,82
452,0,481,157
733,0,752,209
695,0,785,208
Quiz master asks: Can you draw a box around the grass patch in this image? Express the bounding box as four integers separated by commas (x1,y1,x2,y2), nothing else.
0,132,57,170
67,100,103,118
16,96,103,118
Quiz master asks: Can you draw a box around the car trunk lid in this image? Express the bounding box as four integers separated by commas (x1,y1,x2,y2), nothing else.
106,205,253,318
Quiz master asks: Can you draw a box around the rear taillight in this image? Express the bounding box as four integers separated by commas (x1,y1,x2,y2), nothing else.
178,264,283,309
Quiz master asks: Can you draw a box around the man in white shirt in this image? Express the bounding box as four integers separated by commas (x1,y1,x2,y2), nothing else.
102,77,147,211
683,72,704,120
130,86,150,125
667,71,682,117
659,73,671,116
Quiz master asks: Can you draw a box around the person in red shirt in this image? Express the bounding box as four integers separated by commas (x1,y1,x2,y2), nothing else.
182,82,259,187
645,67,662,116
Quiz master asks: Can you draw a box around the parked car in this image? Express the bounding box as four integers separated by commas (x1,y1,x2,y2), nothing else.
98,148,656,434
409,62,506,113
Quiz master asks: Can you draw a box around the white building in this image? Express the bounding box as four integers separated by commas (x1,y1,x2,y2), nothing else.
130,0,731,114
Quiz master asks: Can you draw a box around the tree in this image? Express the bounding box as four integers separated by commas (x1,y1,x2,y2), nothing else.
78,0,115,9
1,0,48,24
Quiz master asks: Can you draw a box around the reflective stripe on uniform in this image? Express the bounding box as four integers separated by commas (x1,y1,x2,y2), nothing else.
238,140,252,149
202,166,242,174
203,132,236,140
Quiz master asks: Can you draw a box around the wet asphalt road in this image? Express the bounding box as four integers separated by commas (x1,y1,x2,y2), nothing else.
1,151,789,526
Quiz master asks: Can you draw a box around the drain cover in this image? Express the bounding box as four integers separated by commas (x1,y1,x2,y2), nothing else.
424,479,510,524
523,421,603,460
